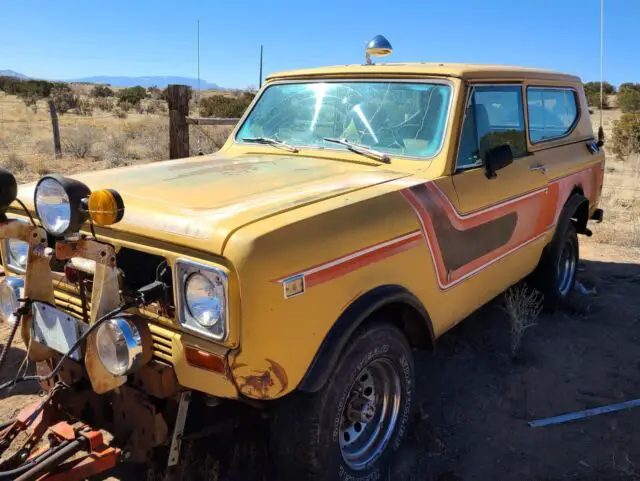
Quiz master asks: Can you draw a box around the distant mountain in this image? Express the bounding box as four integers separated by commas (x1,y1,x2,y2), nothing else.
70,76,221,89
0,70,29,79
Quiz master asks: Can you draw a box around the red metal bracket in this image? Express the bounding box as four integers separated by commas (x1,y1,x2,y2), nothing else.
37,425,121,481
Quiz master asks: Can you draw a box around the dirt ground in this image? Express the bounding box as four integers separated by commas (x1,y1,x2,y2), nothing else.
1,238,640,480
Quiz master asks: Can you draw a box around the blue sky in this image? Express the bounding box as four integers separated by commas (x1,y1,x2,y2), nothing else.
0,0,636,88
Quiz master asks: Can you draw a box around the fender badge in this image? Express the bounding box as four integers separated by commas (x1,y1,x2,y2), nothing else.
283,275,305,299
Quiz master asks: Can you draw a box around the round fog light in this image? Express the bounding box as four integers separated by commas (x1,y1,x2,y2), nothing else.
96,318,143,376
0,277,24,324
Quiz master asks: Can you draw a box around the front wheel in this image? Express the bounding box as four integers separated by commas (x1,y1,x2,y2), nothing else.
270,322,414,481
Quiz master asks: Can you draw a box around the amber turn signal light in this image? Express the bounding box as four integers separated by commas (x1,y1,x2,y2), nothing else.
87,189,125,227
185,347,227,374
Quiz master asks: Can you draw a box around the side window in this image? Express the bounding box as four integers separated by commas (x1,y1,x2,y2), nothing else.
456,85,527,169
527,88,578,142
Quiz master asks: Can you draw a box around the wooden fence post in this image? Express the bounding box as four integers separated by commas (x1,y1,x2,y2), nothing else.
47,99,62,159
167,85,190,159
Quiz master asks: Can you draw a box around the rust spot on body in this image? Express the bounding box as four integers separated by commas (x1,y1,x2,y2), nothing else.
233,358,289,400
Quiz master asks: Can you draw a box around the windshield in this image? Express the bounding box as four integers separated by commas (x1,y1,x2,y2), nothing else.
236,81,452,159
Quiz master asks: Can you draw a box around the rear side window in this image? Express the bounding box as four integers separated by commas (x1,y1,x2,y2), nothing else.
527,88,578,142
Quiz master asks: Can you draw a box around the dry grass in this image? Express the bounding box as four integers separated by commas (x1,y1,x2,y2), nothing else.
0,90,232,183
589,109,640,247
503,285,543,356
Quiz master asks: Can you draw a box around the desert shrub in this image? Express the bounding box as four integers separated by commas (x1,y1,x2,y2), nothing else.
143,101,157,115
117,86,146,106
74,97,94,116
584,81,616,95
90,85,114,98
503,285,542,357
138,118,169,161
102,132,131,167
618,88,640,113
199,92,255,118
118,101,132,113
52,87,79,115
190,126,231,155
94,97,115,112
135,102,145,114
586,90,609,109
113,107,128,119
1,152,27,172
20,95,39,113
62,125,102,158
611,113,640,160
155,100,168,114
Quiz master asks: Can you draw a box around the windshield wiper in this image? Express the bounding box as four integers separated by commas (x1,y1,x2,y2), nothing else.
241,137,299,153
323,138,390,163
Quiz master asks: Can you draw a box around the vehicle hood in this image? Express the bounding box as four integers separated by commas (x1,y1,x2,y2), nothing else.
16,154,410,254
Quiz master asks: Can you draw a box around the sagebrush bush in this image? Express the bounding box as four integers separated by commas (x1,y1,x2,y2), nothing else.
94,97,115,111
199,92,255,118
118,101,132,113
62,125,102,158
586,90,609,109
618,88,640,113
113,107,128,119
117,86,146,106
52,88,78,115
611,113,640,160
1,152,27,172
90,85,114,98
74,97,94,116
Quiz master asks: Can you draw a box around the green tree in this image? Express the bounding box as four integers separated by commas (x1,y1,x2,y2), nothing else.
199,92,255,118
90,85,114,98
583,81,616,95
618,88,640,113
611,113,640,159
117,86,147,106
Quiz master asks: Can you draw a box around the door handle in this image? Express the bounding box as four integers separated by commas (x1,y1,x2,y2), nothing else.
529,164,547,174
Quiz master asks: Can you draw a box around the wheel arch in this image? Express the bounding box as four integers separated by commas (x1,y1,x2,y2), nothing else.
567,187,589,235
297,284,434,393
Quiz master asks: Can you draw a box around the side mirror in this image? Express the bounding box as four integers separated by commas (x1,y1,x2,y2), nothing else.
597,125,605,147
485,144,514,179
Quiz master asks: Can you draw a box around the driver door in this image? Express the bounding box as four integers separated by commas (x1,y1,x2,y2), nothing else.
451,84,549,296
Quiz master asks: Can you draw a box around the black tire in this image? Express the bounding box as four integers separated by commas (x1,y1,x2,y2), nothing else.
532,220,579,311
270,322,414,481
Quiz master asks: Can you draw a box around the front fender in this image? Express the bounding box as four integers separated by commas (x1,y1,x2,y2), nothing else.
298,284,434,393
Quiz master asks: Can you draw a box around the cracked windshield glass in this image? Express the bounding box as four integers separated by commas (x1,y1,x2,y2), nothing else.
236,81,452,159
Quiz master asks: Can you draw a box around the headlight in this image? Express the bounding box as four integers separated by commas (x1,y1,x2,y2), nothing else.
185,273,224,327
96,318,143,376
34,175,90,236
177,260,228,340
0,277,24,324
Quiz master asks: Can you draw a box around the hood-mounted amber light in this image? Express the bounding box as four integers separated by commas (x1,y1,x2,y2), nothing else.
87,189,125,227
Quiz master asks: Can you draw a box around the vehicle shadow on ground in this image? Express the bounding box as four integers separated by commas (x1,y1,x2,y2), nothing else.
395,258,640,481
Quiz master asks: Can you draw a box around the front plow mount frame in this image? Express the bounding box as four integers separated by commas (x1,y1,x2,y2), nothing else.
0,386,122,481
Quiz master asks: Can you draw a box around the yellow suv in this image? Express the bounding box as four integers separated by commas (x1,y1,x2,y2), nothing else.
0,38,604,481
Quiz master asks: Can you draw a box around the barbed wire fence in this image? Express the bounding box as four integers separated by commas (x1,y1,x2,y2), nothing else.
594,154,640,248
0,89,234,183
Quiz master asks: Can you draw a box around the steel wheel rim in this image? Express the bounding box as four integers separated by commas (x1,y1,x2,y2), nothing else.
557,238,576,296
339,358,402,471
